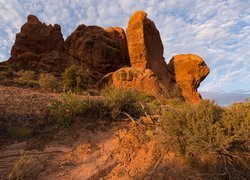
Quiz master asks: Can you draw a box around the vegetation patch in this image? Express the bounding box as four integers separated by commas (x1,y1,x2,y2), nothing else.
38,73,58,91
8,153,35,180
61,65,87,92
160,100,250,179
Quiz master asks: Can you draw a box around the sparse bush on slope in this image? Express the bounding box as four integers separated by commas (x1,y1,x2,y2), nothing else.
61,65,87,92
160,100,250,179
38,73,58,91
101,86,144,119
15,70,39,87
48,92,84,128
48,86,158,128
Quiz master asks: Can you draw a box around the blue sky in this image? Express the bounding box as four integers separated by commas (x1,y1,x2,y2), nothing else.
0,0,249,105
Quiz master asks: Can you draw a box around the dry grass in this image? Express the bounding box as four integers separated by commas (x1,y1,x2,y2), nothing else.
8,153,35,180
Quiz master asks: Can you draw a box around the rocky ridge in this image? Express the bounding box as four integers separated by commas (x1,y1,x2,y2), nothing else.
1,11,210,103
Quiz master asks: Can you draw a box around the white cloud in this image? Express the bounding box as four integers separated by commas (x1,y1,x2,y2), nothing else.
0,0,249,95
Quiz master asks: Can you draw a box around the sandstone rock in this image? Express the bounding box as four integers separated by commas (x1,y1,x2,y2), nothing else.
112,67,168,98
126,11,172,83
65,25,130,79
7,15,67,73
168,54,210,103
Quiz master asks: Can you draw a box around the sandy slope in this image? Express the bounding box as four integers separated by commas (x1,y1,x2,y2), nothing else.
0,86,199,179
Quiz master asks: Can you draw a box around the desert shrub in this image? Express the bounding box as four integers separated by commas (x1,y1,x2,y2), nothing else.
101,86,145,119
8,153,35,180
39,73,57,91
61,65,87,92
14,70,39,88
48,92,106,128
48,92,83,128
0,71,9,81
16,70,37,81
160,100,249,178
48,87,160,128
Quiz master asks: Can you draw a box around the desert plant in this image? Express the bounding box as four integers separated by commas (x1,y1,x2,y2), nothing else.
101,86,150,119
61,65,86,92
38,73,57,91
8,153,35,180
48,92,83,128
160,100,249,179
16,70,37,81
14,70,39,88
0,71,9,81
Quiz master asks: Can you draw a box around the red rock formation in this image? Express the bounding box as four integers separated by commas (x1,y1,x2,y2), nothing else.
106,11,176,99
168,54,210,103
7,15,68,73
65,25,130,79
126,11,172,83
1,12,210,103
112,67,168,98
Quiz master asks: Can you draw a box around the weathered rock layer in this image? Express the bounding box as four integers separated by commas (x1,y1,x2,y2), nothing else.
65,25,130,79
8,15,68,73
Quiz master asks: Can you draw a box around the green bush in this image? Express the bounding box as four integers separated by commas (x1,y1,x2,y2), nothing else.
101,86,145,119
61,65,86,92
39,73,57,91
48,92,83,128
160,100,249,178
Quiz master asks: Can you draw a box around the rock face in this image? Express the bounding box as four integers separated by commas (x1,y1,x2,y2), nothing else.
112,67,168,98
65,25,130,79
168,54,210,103
7,15,67,73
126,11,172,83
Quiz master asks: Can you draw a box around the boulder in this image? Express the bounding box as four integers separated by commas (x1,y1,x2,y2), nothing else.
112,67,168,98
7,15,68,73
168,54,210,103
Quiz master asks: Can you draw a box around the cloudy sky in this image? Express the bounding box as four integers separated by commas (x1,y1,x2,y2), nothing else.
0,0,249,105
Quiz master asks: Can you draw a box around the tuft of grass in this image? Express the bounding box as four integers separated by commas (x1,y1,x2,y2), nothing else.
8,153,35,180
160,100,250,179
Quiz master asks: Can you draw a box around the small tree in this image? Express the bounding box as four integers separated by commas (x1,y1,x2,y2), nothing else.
61,65,86,92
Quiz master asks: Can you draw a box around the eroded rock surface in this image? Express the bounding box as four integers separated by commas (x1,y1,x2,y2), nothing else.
168,54,210,103
126,11,172,83
112,67,168,98
7,15,68,73
66,25,130,79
